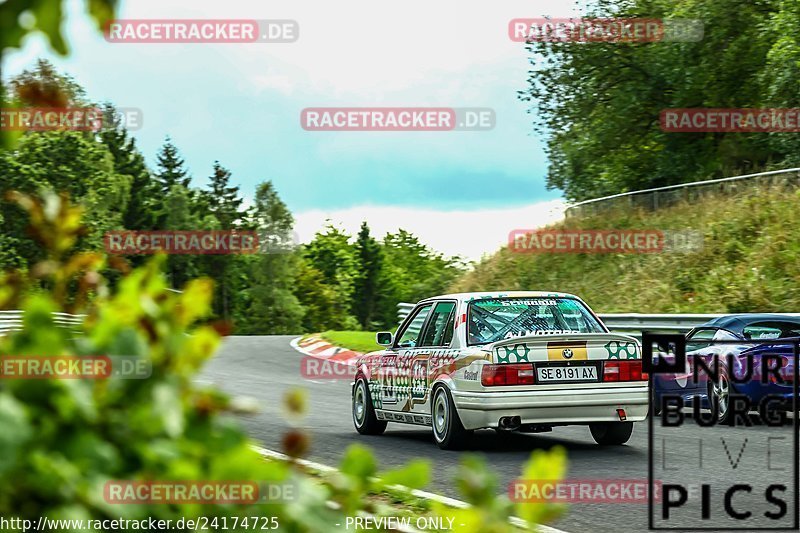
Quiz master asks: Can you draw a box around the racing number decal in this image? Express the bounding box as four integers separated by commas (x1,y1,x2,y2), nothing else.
378,355,399,406
381,363,397,404
411,359,428,401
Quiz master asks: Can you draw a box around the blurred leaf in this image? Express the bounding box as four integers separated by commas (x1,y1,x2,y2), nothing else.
339,444,377,483
0,393,32,476
379,459,431,490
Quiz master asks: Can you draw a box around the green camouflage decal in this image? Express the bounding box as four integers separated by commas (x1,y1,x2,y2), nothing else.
605,340,638,359
496,343,531,363
369,381,382,408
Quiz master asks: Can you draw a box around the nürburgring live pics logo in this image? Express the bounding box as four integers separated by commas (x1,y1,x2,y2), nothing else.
644,332,798,530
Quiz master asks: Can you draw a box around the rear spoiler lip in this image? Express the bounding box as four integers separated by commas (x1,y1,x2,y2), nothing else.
489,332,640,351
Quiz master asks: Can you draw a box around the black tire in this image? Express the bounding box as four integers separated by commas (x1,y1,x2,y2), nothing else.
709,367,735,426
590,422,634,445
431,385,472,450
353,377,387,435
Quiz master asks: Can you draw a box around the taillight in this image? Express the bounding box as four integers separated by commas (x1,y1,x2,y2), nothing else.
481,364,534,386
603,360,647,382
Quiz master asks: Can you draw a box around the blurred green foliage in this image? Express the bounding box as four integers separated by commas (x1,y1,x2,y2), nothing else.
0,0,119,149
0,191,566,530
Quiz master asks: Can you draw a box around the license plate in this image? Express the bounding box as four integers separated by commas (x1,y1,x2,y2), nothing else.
537,365,598,382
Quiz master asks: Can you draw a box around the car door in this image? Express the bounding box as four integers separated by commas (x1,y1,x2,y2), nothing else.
379,302,433,410
407,301,457,415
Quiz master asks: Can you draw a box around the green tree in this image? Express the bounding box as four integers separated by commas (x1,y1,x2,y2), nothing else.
353,221,383,328
302,224,359,329
98,103,157,231
520,0,800,200
8,58,88,107
238,181,303,334
0,131,129,265
293,257,342,332
199,162,245,321
154,137,191,196
377,230,463,327
205,161,244,229
161,184,205,289
1,2,117,149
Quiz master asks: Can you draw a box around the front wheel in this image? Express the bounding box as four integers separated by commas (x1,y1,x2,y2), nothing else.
353,378,387,435
431,385,471,450
590,422,633,445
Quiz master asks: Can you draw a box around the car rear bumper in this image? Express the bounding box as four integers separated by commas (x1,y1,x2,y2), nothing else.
451,385,649,430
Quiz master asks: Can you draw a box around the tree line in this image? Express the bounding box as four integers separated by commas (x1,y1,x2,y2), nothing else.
0,60,464,333
521,0,800,201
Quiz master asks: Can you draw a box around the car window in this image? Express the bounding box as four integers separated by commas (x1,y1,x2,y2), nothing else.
686,328,718,351
442,308,456,346
419,301,456,347
468,297,604,345
395,304,433,348
743,321,800,339
712,329,739,341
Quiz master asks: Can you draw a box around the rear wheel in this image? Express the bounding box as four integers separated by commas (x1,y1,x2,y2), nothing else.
710,369,735,425
353,377,387,435
431,385,471,450
590,422,633,445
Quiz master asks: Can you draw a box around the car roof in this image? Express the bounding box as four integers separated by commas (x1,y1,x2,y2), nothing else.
700,314,800,333
419,291,580,303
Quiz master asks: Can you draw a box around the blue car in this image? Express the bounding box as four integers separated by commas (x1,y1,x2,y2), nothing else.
652,314,799,424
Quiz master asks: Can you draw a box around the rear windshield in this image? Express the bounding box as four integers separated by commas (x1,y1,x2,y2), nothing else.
468,297,605,345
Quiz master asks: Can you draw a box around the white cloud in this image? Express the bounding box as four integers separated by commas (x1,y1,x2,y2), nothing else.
294,198,566,262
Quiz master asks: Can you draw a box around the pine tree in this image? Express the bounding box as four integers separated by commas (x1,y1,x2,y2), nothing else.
353,221,382,328
162,184,203,289
201,162,244,321
152,137,192,228
154,137,191,195
205,161,243,229
240,181,304,333
98,103,156,230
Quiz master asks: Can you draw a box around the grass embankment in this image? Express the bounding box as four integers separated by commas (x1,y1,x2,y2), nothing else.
451,186,800,313
319,330,382,353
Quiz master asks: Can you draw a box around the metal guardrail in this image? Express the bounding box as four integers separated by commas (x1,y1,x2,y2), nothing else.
396,303,800,336
397,302,415,323
0,310,85,336
565,167,800,218
0,289,182,337
597,313,798,335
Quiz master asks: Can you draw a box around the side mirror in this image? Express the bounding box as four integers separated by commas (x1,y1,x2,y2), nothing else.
376,332,393,346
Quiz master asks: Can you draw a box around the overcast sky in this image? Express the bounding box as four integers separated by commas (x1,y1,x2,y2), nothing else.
5,0,590,260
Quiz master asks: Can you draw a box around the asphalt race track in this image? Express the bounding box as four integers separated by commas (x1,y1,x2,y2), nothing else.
199,336,798,533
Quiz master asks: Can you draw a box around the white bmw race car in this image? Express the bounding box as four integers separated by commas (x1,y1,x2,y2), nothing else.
351,291,649,449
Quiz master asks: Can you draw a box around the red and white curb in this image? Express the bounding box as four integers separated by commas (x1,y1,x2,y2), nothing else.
291,334,363,366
